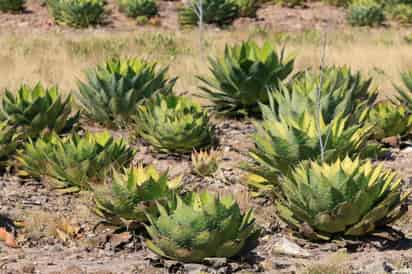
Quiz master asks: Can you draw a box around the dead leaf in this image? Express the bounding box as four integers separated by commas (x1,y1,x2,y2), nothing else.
0,227,18,248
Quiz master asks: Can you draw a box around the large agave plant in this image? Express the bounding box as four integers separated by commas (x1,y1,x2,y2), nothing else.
17,131,136,192
93,165,181,227
277,157,409,240
77,58,176,127
246,103,381,190
0,84,79,140
47,0,106,28
198,41,294,117
367,101,412,141
394,71,412,113
145,191,257,262
273,66,376,124
133,95,215,153
178,0,239,27
0,0,25,12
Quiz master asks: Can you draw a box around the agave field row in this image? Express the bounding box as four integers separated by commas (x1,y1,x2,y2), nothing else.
1,0,412,28
1,39,412,265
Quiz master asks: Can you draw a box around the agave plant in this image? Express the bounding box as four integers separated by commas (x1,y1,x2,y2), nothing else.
47,0,106,28
76,58,176,127
234,0,258,18
93,165,181,227
394,70,412,113
118,0,158,18
0,122,22,167
367,101,412,141
198,41,294,117
133,95,215,153
191,149,222,177
145,191,257,262
277,157,409,240
0,84,79,140
178,0,239,27
273,66,376,124
246,103,381,190
0,0,25,12
17,131,136,192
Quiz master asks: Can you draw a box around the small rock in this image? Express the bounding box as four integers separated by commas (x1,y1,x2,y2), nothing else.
204,257,227,268
60,265,84,274
184,263,208,273
109,231,133,249
21,263,35,273
272,238,311,258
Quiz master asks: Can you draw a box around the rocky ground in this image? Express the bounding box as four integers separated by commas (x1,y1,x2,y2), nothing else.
1,120,412,274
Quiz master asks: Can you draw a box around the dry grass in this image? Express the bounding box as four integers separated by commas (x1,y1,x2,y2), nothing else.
0,27,412,98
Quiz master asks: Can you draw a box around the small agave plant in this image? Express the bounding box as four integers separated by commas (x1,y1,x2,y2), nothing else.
77,58,176,127
0,0,25,12
134,95,215,153
367,101,412,141
93,165,182,227
17,131,136,192
178,0,239,27
47,0,106,28
198,40,294,117
191,149,222,177
0,83,79,140
277,157,409,240
145,191,258,262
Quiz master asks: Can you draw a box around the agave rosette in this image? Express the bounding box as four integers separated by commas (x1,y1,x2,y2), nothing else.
93,165,181,226
272,66,376,124
198,41,294,117
47,0,106,28
178,0,239,27
77,58,176,127
246,103,381,190
134,95,215,153
145,191,258,262
367,101,412,141
18,131,136,192
277,157,409,240
0,83,79,140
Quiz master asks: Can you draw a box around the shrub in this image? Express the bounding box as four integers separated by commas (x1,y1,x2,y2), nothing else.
76,58,175,127
0,0,25,12
145,191,258,262
198,41,294,117
178,0,239,27
133,95,215,153
118,0,157,18
277,157,408,240
347,0,385,27
93,165,181,227
18,131,136,192
0,83,79,140
47,0,106,28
